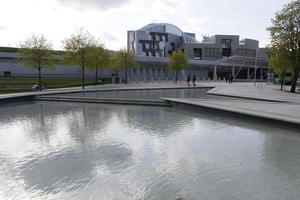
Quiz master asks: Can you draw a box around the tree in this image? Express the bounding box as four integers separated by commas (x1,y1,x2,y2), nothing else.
268,44,293,90
168,50,188,83
267,0,300,93
111,49,138,84
63,28,96,89
86,44,110,84
18,34,55,91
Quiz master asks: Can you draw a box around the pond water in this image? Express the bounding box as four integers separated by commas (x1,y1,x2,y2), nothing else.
54,88,232,100
0,101,299,200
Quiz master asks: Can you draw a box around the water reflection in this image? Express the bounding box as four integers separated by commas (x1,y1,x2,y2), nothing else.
55,88,232,100
0,101,300,199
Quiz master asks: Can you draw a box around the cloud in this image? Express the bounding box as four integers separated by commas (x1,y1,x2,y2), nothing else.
54,0,131,11
100,30,117,42
0,25,7,31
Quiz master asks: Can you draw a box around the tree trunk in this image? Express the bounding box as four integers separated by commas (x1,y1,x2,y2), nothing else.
175,71,178,83
95,67,98,85
280,71,284,91
82,61,85,90
290,68,299,93
38,65,42,91
125,66,127,84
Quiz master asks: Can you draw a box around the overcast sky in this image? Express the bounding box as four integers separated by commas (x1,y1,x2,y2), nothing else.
0,0,291,50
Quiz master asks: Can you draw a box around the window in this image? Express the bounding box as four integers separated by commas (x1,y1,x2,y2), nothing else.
194,48,202,59
221,39,231,57
236,49,256,57
170,43,175,51
128,32,135,50
204,48,220,57
4,71,11,77
221,39,231,48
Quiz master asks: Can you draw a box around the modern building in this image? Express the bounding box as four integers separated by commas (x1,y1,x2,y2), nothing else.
127,23,269,81
0,23,269,82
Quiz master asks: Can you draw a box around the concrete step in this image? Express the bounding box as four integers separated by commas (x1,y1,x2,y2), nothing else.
33,95,172,107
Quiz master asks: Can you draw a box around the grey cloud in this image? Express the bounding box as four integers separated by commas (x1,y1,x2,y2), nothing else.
55,0,131,11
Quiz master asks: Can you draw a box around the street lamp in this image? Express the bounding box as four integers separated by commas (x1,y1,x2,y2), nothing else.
254,48,258,87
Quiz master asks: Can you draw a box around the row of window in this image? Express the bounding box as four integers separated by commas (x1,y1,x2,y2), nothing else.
147,32,169,42
193,48,256,59
127,68,169,77
235,49,256,57
204,48,220,58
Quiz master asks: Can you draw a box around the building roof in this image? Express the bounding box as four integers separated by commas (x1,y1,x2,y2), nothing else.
139,23,183,36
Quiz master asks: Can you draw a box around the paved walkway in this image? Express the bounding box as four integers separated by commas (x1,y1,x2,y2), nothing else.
162,98,300,126
206,82,300,103
1,81,298,103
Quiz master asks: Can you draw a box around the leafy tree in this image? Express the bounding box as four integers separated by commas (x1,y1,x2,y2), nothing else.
111,49,138,84
18,34,55,91
168,50,188,83
63,28,96,89
267,0,300,93
86,44,110,84
268,44,293,90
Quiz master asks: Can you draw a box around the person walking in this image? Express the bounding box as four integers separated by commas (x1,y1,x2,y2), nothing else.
192,74,196,87
187,75,191,87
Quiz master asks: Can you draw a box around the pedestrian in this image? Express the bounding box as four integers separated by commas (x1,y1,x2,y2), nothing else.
192,74,196,87
187,75,191,87
228,74,232,83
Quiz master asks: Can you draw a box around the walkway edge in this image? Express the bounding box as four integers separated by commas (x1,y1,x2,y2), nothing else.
162,98,300,127
207,87,300,104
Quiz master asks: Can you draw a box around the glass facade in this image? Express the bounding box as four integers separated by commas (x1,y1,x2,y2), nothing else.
128,31,136,51
139,32,169,57
204,48,220,58
221,39,231,57
235,49,256,57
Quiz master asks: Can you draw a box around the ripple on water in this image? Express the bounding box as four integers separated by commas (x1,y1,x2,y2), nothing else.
0,102,300,199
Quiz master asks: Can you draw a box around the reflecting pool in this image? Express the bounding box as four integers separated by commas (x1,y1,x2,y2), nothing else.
0,101,299,200
54,88,232,100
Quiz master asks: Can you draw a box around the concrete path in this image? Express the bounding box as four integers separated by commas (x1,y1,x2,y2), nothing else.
206,82,300,103
1,81,298,103
162,98,300,126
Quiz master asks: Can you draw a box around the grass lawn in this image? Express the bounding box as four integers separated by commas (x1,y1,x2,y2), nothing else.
41,79,95,86
0,77,96,93
0,85,32,89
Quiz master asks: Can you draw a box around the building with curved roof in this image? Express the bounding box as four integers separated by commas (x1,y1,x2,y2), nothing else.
0,23,269,83
127,23,269,81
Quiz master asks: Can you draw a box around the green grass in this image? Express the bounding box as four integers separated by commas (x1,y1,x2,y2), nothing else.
41,79,95,86
0,78,96,93
0,85,32,89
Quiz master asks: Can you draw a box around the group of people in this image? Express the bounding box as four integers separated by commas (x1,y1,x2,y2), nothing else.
186,74,234,86
186,75,196,87
226,74,234,84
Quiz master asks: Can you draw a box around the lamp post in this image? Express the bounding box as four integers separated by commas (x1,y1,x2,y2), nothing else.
254,49,258,87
